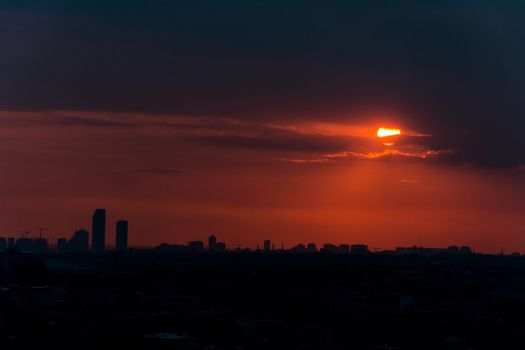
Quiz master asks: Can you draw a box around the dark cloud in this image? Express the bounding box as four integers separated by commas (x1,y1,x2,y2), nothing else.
50,116,137,128
196,133,362,153
0,114,137,128
1,1,525,166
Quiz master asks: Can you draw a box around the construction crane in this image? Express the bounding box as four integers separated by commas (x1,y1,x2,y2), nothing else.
36,227,49,239
18,230,31,238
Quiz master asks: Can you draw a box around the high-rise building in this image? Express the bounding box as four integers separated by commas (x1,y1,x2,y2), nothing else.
91,209,106,252
208,234,217,252
116,220,128,251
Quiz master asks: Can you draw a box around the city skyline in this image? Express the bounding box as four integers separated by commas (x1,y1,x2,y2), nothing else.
1,2,525,253
0,207,487,255
0,206,521,253
2,2,525,349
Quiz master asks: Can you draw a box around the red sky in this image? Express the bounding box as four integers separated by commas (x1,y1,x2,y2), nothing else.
2,2,525,253
1,110,524,253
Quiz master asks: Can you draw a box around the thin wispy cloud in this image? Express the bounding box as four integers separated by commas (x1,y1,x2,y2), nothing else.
0,112,138,128
275,158,335,164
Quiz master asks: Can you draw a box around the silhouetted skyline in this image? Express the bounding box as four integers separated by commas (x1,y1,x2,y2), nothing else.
0,208,494,256
2,1,525,253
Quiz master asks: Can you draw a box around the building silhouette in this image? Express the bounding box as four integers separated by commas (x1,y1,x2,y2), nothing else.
395,245,473,256
264,240,271,251
91,208,106,252
154,243,187,253
351,244,370,255
7,237,15,251
188,240,204,252
321,243,339,253
215,242,226,252
338,244,350,253
68,228,89,253
460,246,472,255
6,236,49,254
447,245,459,254
306,243,317,253
208,234,226,253
208,234,217,252
116,220,128,251
15,237,33,252
32,238,48,253
294,243,306,253
57,238,67,253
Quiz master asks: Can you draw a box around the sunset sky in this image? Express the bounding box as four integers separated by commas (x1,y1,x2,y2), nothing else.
1,1,525,252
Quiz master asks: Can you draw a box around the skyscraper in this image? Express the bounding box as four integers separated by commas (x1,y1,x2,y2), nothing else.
116,220,128,251
91,208,106,252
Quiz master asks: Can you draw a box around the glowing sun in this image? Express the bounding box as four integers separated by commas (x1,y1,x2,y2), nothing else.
377,127,401,138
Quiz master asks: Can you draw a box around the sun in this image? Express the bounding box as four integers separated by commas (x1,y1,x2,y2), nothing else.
377,127,401,138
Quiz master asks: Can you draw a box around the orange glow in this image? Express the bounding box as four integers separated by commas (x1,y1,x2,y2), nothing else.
377,127,401,138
